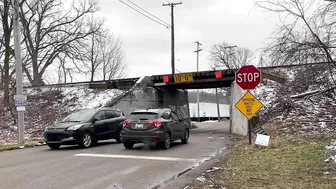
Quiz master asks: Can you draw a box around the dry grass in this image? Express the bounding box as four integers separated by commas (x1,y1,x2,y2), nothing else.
0,142,42,152
189,126,336,189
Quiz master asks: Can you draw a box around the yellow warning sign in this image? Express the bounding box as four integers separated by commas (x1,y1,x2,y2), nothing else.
235,91,263,120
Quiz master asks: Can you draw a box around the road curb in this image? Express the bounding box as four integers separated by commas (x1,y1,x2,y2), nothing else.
0,141,46,152
158,146,233,189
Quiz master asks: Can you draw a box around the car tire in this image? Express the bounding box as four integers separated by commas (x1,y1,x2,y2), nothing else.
124,141,135,149
149,143,159,150
48,144,61,149
115,132,122,143
181,129,189,144
79,132,93,148
92,140,98,146
161,132,171,150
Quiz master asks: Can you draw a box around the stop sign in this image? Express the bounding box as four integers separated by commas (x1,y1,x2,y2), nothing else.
235,65,261,90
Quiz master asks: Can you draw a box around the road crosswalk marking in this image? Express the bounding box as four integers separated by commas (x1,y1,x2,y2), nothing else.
74,153,198,162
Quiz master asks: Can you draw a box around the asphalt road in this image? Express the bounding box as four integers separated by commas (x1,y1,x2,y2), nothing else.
0,121,232,189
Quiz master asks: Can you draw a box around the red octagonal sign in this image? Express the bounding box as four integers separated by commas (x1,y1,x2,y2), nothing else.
235,65,261,90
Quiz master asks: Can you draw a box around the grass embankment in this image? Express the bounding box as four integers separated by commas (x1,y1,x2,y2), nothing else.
190,128,336,189
0,142,43,152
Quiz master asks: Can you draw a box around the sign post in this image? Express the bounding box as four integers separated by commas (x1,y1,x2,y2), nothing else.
235,65,263,145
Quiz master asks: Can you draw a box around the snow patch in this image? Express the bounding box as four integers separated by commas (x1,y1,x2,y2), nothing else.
205,167,223,173
195,176,206,182
325,155,336,163
325,141,336,150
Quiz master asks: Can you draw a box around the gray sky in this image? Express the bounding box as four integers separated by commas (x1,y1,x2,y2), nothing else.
96,0,280,78
44,0,281,82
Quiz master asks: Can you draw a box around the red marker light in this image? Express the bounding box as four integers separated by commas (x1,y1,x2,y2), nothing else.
215,71,222,78
163,75,169,83
123,120,131,127
148,120,162,127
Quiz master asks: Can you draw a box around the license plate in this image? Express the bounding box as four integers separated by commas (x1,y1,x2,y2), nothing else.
135,124,144,129
173,73,193,83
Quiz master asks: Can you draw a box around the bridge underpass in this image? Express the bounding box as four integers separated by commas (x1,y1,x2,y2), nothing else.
89,68,284,136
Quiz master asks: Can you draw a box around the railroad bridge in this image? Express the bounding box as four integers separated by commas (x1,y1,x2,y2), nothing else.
85,66,286,136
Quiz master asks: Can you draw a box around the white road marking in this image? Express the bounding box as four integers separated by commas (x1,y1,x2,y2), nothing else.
74,153,198,162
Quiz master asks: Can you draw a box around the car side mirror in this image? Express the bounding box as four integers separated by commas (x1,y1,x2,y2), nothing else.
92,118,97,124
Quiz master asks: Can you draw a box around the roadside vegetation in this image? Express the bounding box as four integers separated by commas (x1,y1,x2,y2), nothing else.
189,125,336,189
0,142,43,152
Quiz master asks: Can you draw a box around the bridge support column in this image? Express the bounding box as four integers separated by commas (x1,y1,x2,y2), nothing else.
230,82,248,136
157,89,191,126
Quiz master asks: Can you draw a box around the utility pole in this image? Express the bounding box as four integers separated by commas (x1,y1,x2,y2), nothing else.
194,41,202,122
13,0,25,144
214,68,221,122
215,87,221,122
163,1,182,75
215,45,236,122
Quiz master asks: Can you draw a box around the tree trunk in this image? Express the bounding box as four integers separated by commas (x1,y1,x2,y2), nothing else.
31,52,44,86
0,70,3,90
90,70,94,82
2,0,11,108
3,38,10,107
2,21,11,107
62,62,67,83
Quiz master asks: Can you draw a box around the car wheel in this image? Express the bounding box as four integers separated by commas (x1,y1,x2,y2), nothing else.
79,132,93,148
47,144,61,149
115,132,122,143
149,143,159,150
161,132,171,150
124,141,135,149
92,140,98,146
181,129,189,144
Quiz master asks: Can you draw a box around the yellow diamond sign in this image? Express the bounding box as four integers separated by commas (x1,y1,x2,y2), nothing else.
235,91,263,120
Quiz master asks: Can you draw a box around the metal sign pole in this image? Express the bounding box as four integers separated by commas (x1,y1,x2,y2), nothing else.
13,0,25,144
234,65,266,145
247,89,252,145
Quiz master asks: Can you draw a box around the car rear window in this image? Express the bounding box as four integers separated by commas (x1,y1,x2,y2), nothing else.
129,112,159,121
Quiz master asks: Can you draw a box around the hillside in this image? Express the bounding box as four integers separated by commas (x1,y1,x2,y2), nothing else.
0,87,124,143
0,64,335,143
255,64,336,137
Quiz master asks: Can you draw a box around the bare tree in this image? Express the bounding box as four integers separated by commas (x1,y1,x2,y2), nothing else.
56,53,72,84
256,0,336,66
79,29,127,81
0,0,14,107
79,32,103,82
101,33,127,80
256,0,336,93
0,35,4,90
209,42,254,69
19,0,103,86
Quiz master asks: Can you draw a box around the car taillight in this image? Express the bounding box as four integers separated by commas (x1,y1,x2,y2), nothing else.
123,120,131,127
148,120,162,127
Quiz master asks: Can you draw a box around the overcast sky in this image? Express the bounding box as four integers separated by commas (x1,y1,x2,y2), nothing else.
95,0,280,78
43,0,281,83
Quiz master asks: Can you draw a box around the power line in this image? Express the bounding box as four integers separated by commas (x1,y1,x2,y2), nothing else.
125,0,171,27
119,0,169,28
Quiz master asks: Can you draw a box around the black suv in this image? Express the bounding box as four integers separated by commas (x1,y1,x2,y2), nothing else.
44,107,126,149
121,108,190,150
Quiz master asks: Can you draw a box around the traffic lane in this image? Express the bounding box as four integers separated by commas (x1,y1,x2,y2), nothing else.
0,141,120,169
0,122,231,189
0,141,217,189
2,155,197,189
192,121,230,134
